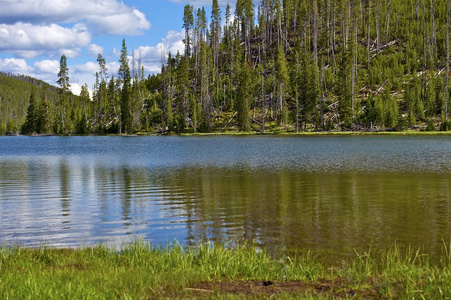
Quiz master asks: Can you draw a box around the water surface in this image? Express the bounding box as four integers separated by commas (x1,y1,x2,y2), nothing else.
1,135,451,258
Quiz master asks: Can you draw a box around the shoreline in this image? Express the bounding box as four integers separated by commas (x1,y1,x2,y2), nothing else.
6,129,451,137
1,241,451,299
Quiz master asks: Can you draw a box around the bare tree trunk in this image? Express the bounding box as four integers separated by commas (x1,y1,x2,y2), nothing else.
376,0,381,53
368,0,371,69
385,0,390,40
353,16,358,118
430,0,436,63
416,0,420,34
422,0,427,102
446,0,450,119
313,0,319,66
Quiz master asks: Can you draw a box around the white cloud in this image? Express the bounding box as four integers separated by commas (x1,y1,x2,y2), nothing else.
168,0,231,6
33,60,59,75
88,44,104,56
106,61,120,77
73,61,98,75
0,22,91,58
135,30,184,74
69,83,83,96
90,8,150,36
0,0,151,36
0,58,31,73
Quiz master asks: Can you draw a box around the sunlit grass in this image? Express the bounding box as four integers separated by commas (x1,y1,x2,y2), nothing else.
1,240,451,298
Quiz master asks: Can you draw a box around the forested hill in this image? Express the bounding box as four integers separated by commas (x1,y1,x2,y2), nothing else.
154,0,451,133
0,72,79,135
3,0,451,135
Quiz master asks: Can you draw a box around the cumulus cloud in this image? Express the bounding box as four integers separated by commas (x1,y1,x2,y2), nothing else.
134,30,184,73
0,22,91,58
72,61,98,75
88,44,104,56
0,58,31,73
0,0,150,59
91,9,150,36
33,60,59,75
0,0,151,36
168,0,231,6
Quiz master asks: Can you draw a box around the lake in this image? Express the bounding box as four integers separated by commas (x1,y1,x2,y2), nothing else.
1,135,451,259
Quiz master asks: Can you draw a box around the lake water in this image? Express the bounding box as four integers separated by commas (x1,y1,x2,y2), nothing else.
1,135,451,258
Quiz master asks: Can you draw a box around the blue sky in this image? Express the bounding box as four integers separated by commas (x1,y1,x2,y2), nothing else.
0,0,232,95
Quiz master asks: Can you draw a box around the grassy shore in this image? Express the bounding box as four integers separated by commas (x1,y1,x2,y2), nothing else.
2,241,451,299
176,130,451,136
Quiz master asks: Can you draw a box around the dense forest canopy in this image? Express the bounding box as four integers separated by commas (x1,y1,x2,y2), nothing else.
2,0,451,135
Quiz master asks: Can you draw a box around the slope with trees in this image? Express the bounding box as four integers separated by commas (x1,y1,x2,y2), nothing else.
4,0,451,135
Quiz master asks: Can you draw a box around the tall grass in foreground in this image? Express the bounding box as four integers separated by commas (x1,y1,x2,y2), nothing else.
1,240,451,299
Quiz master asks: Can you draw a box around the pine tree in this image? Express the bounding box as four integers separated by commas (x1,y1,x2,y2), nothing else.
162,52,175,132
382,88,398,128
57,55,70,94
338,48,353,128
177,53,190,131
57,54,71,134
22,87,39,134
78,84,90,134
38,95,51,135
236,59,252,131
199,42,212,131
183,4,194,60
118,39,132,134
275,45,289,127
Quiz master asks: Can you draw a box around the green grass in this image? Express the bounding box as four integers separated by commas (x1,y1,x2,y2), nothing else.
2,240,451,299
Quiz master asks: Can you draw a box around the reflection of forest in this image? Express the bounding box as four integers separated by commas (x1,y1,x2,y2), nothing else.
2,158,451,257
156,167,451,258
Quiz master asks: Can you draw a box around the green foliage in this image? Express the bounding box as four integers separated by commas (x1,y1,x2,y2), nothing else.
338,49,353,129
119,39,132,134
2,242,451,299
22,87,40,134
3,0,451,135
236,59,252,131
426,119,436,131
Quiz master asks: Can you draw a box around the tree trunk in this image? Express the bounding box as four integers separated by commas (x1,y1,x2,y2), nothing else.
422,0,427,102
368,0,371,69
385,0,390,40
430,0,436,64
446,0,450,119
376,0,381,53
313,0,319,66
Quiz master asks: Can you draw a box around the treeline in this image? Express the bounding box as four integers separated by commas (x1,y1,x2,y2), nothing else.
154,0,451,133
7,0,451,135
0,72,79,135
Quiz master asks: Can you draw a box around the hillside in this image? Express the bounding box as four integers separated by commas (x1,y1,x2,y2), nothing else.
126,0,451,134
2,0,451,135
0,72,79,135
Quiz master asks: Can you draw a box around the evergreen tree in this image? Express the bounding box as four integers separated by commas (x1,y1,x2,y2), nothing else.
236,59,252,131
382,88,398,128
176,52,190,131
338,49,353,128
118,39,132,134
57,55,70,94
57,54,71,134
162,53,175,132
275,45,289,127
78,84,91,134
38,96,51,134
183,4,194,59
22,87,39,134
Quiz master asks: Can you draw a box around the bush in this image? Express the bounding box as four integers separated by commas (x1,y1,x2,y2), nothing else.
426,119,436,131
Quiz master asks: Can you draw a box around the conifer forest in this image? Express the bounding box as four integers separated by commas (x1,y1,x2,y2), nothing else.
2,0,451,135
